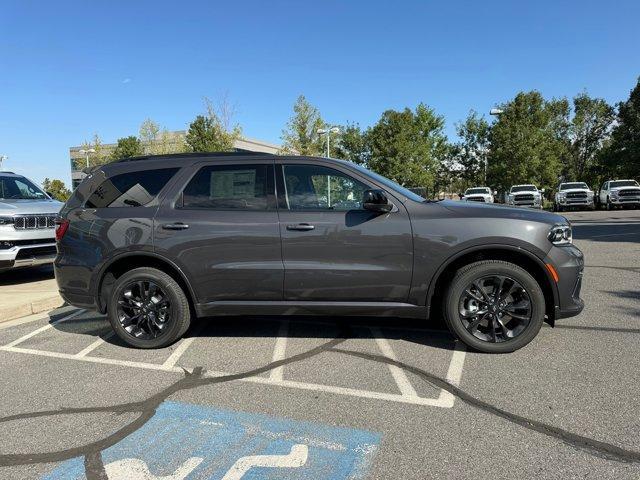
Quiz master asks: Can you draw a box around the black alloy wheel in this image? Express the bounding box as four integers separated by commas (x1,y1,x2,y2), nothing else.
116,280,171,340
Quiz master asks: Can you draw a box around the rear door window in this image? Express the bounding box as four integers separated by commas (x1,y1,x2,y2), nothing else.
86,168,179,208
181,164,274,210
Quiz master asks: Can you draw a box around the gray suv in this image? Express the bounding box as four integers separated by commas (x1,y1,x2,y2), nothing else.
1,172,63,271
54,153,584,353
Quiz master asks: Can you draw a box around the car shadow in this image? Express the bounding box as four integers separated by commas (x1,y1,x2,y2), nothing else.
50,310,458,353
0,265,55,286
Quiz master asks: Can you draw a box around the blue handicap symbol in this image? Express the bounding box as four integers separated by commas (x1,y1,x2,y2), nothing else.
43,400,381,479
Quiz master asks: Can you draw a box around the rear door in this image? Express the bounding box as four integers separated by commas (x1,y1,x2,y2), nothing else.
154,159,283,304
275,160,413,302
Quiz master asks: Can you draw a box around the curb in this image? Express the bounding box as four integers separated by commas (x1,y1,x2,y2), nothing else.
0,295,63,324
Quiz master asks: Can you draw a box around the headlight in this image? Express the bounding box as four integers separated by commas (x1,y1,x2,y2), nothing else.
0,216,15,225
586,191,593,198
548,224,572,245
610,190,619,198
558,192,566,199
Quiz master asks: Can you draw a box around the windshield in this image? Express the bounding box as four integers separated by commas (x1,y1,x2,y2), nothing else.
511,185,537,193
349,163,426,202
610,180,639,188
0,176,48,200
560,182,588,190
465,188,489,195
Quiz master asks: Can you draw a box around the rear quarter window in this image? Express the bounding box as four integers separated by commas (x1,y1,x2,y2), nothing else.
86,168,179,208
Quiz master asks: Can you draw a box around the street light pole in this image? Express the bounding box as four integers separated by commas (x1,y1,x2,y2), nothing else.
0,155,7,171
316,126,340,158
487,108,505,184
78,148,96,169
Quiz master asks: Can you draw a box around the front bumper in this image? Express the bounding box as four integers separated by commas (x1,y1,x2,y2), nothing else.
0,242,57,270
545,244,585,320
610,197,640,205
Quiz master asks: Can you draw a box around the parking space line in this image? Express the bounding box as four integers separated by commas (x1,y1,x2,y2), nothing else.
370,327,418,397
162,337,198,369
269,320,289,381
2,309,85,348
74,332,114,358
436,341,467,408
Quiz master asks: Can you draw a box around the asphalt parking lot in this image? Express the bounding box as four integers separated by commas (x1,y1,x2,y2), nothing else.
0,209,638,479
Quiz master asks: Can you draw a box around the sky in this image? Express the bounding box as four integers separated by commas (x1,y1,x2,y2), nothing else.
1,0,639,187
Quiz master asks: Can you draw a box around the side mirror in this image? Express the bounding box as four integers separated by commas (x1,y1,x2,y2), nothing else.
493,190,497,195
540,188,546,193
363,189,393,213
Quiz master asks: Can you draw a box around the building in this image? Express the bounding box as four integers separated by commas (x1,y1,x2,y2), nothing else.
69,133,285,189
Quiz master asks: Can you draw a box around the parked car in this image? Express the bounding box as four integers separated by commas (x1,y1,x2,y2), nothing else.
54,153,584,353
0,172,63,271
597,179,640,210
462,187,495,203
553,182,595,212
506,184,544,209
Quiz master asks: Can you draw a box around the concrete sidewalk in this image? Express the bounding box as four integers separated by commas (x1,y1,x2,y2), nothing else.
0,266,62,322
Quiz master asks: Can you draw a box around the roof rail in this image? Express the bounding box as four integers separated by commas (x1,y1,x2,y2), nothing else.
114,151,274,163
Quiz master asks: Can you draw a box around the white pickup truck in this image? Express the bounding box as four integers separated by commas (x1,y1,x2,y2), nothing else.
0,172,63,271
597,179,640,210
506,184,544,209
461,186,496,203
553,182,595,212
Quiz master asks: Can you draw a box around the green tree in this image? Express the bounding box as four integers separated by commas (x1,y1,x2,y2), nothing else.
453,110,490,188
42,178,71,201
332,123,369,165
185,97,241,153
281,95,325,155
111,136,144,160
367,103,449,189
488,91,570,192
566,93,615,184
605,77,640,179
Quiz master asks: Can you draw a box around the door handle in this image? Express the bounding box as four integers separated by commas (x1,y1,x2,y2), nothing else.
286,223,315,231
162,223,189,230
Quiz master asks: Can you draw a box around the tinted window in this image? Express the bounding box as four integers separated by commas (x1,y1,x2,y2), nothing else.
182,164,272,210
349,163,425,202
283,165,369,211
86,168,179,208
560,183,588,190
511,186,537,193
610,180,640,188
465,188,490,195
0,176,47,200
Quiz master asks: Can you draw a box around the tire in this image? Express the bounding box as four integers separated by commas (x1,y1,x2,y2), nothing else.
443,260,545,353
108,267,191,349
606,197,612,210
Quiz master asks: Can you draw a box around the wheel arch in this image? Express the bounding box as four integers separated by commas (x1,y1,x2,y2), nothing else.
96,252,197,315
427,245,558,325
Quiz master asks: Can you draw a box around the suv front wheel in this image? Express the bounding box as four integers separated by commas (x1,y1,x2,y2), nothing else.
444,260,545,353
107,267,191,348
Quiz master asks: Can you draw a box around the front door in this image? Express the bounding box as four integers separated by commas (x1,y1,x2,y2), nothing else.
154,160,283,304
276,162,413,302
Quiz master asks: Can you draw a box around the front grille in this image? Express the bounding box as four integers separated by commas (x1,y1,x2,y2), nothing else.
514,194,534,202
13,214,56,230
15,246,57,259
566,192,587,199
467,197,486,202
618,189,640,198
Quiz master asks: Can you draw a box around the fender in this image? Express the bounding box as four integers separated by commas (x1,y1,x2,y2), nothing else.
425,242,559,314
95,251,199,313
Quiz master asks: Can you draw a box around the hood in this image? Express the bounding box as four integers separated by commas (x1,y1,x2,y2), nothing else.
0,199,63,215
559,188,592,193
439,200,565,225
465,193,491,197
510,190,540,195
610,186,640,192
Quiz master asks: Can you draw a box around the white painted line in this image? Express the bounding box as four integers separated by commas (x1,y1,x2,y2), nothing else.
0,345,186,374
74,332,114,358
370,327,418,397
0,343,455,408
269,320,289,381
436,341,467,408
222,444,308,480
162,336,198,369
2,309,86,348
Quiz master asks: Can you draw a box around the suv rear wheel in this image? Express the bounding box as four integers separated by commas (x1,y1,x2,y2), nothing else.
107,267,191,348
443,260,545,353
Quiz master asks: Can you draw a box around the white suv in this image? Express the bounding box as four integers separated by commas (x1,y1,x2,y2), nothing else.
0,172,63,271
507,184,544,209
554,182,595,212
462,186,495,203
598,180,640,210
